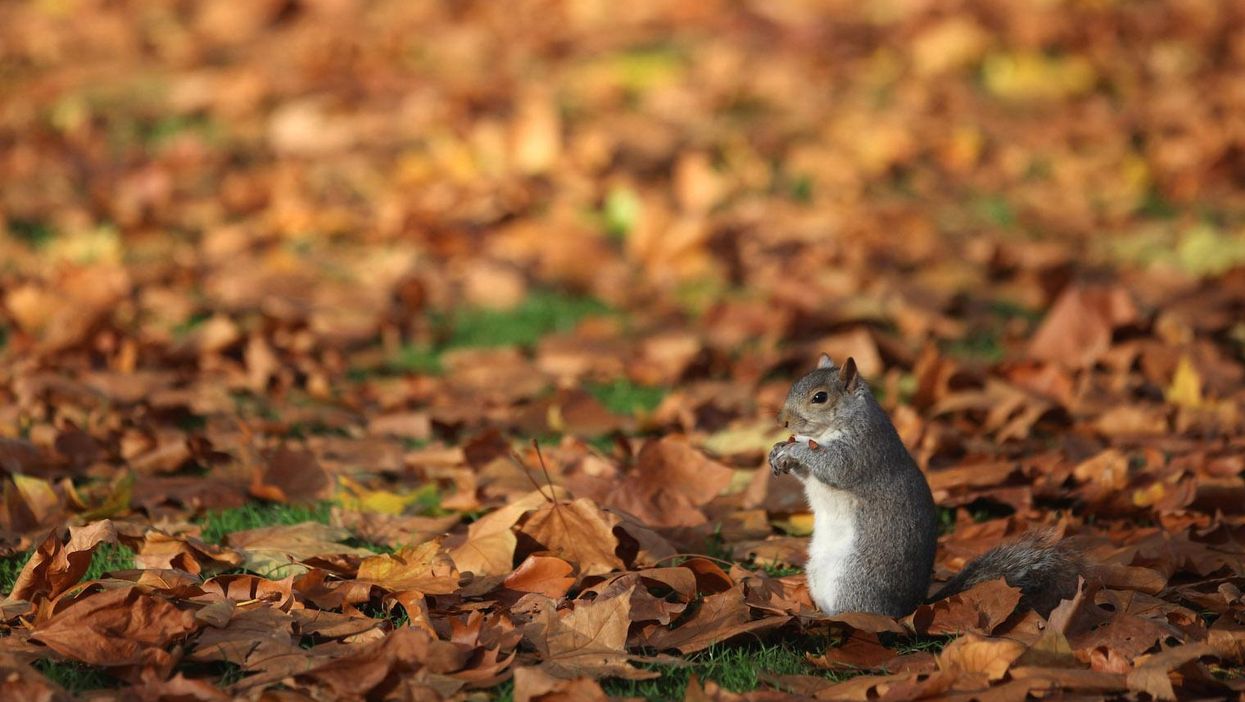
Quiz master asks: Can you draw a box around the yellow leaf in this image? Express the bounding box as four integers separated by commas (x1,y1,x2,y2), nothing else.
11,474,61,523
1132,482,1166,507
702,423,788,457
336,476,431,516
1176,224,1245,278
80,472,134,520
1166,355,1202,408
357,541,460,594
982,51,1095,102
774,513,815,537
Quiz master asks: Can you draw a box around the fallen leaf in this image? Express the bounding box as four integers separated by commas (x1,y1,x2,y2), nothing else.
1028,284,1138,368
909,578,1022,636
808,630,898,670
937,632,1026,680
249,447,331,503
522,585,652,679
0,651,72,702
357,540,460,594
8,520,118,603
504,555,577,599
520,499,623,576
32,586,198,672
512,666,609,702
1166,355,1203,407
634,584,788,654
226,523,373,578
605,437,733,527
450,489,566,576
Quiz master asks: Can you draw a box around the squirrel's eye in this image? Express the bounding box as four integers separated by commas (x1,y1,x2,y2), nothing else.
811,391,829,404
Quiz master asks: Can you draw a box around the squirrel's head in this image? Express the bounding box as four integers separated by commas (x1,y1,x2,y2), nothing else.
777,353,867,436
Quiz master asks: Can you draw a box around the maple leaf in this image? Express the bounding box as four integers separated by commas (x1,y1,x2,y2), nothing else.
512,666,608,702
7,519,119,603
449,488,567,576
522,583,655,680
292,628,470,698
357,540,460,595
937,632,1027,681
908,578,1022,636
634,584,789,654
32,586,198,673
0,651,72,701
226,523,373,579
520,498,624,576
605,437,734,528
504,554,577,599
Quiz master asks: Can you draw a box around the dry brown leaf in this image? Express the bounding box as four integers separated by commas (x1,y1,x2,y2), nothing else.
909,578,1022,636
605,437,733,528
504,555,577,599
520,499,623,576
32,586,198,672
248,447,331,503
512,666,608,702
1029,284,1138,368
293,627,468,698
808,630,899,671
8,520,118,603
450,489,566,576
937,632,1026,680
522,584,653,679
226,523,373,579
330,509,459,549
634,584,789,654
135,531,244,575
0,651,72,702
356,540,460,595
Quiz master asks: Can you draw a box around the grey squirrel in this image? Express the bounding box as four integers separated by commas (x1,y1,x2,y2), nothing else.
769,353,1082,617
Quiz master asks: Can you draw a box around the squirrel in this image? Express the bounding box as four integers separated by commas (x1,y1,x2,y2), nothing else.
769,353,1082,617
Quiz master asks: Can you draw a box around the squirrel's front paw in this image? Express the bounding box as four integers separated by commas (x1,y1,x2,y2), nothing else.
769,441,808,478
768,441,790,476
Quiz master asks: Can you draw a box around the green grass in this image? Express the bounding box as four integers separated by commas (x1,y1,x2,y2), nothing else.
6,217,55,248
607,639,843,699
757,563,803,577
886,633,952,656
390,344,443,374
937,505,1011,536
941,328,1004,363
195,502,332,544
940,299,1041,364
972,194,1017,230
448,290,611,348
84,543,135,579
386,290,613,375
34,659,116,693
586,379,667,415
489,638,845,702
0,551,27,595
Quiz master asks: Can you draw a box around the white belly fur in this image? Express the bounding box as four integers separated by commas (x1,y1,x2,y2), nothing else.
794,428,856,613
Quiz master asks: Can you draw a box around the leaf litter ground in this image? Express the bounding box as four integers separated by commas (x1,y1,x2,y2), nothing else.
3,1,1245,700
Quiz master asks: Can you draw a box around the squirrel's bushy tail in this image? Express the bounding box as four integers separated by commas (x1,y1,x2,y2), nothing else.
927,529,1083,615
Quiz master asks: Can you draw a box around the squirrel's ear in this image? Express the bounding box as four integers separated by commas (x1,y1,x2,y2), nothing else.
840,357,859,391
817,353,834,370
